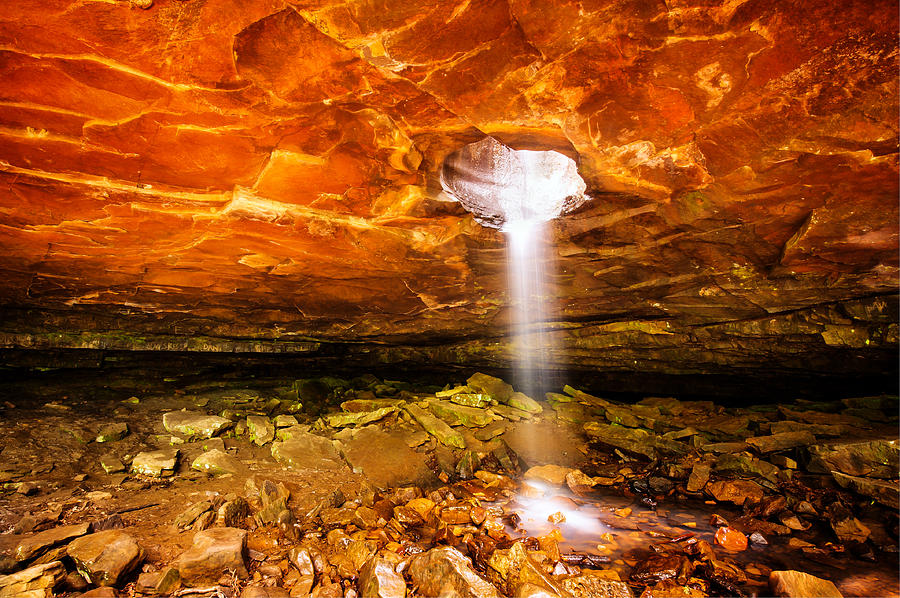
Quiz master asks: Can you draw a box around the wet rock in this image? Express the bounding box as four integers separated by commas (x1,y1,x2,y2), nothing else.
825,503,870,543
561,574,633,598
327,407,396,428
467,373,514,403
66,530,143,587
703,559,747,592
639,581,707,597
630,555,693,586
130,449,178,477
713,526,748,551
176,527,248,585
15,522,91,562
191,449,242,476
162,411,231,439
706,480,764,505
408,545,501,598
95,423,128,443
831,471,899,509
524,464,574,486
428,400,494,427
745,431,816,454
100,453,125,473
404,403,466,449
271,433,345,470
247,416,276,446
686,463,711,492
289,546,315,577
807,439,899,478
769,570,842,597
342,426,438,489
507,392,542,414
457,450,481,479
0,561,66,598
358,556,405,598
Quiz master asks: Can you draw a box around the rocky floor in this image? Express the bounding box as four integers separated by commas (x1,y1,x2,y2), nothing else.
0,369,897,598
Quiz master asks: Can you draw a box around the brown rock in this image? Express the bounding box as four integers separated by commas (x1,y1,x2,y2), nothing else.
769,570,843,597
706,480,764,506
358,556,405,598
66,530,143,587
408,546,501,598
15,523,92,563
176,527,248,585
630,555,692,585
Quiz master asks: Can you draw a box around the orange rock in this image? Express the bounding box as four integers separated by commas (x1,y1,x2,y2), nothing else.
714,526,748,552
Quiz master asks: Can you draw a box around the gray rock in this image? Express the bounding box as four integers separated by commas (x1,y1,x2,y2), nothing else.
191,449,242,476
162,411,231,439
769,570,842,597
15,522,91,562
66,530,143,587
176,527,248,585
408,546,501,598
247,416,275,446
130,449,178,477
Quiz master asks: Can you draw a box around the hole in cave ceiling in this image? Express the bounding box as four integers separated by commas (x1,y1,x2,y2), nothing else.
439,136,589,230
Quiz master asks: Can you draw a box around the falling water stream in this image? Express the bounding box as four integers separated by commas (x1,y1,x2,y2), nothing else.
504,218,552,398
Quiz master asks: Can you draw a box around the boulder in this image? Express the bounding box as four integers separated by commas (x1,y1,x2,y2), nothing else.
342,426,438,489
191,449,242,476
769,571,842,597
130,449,178,477
831,471,899,509
270,433,345,470
408,546,501,598
507,392,543,414
706,480,764,506
176,528,248,585
358,557,406,598
807,439,899,478
162,411,231,439
66,530,143,587
246,416,275,446
467,373,514,402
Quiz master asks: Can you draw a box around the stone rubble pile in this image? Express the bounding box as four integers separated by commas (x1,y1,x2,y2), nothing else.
0,372,896,597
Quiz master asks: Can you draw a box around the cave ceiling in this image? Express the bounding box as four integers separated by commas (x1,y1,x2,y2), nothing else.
0,0,897,377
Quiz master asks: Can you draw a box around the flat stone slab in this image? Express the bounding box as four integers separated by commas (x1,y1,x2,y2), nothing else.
271,432,345,470
427,400,494,428
191,449,243,476
176,527,247,585
131,449,179,477
769,570,843,597
327,406,397,428
67,530,143,587
162,411,232,439
745,431,816,453
342,426,438,490
404,403,465,449
0,561,66,597
15,522,91,562
95,422,129,443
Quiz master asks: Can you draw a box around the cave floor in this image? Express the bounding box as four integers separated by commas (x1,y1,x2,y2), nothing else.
0,368,897,598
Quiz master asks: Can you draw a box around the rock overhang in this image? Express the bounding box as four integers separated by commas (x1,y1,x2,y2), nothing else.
0,0,896,381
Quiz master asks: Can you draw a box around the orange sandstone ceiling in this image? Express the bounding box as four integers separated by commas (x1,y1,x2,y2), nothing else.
0,0,897,376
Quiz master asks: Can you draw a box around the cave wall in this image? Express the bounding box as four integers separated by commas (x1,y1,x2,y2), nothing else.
0,0,897,379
